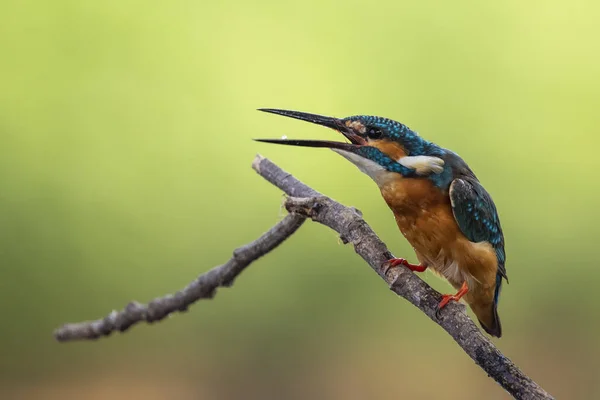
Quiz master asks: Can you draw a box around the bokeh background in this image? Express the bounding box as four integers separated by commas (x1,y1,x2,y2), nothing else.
1,1,599,399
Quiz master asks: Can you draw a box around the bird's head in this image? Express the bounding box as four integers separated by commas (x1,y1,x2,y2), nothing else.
255,109,442,183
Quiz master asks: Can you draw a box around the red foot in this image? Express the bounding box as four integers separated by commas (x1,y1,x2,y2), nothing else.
436,281,469,319
382,258,428,275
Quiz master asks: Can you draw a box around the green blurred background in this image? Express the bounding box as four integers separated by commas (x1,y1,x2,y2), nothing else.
1,1,599,399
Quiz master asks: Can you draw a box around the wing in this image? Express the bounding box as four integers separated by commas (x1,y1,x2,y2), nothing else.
449,178,507,282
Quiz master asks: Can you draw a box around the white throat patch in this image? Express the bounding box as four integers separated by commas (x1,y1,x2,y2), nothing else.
332,149,388,183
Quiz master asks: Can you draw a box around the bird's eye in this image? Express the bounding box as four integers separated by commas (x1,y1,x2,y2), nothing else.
367,128,383,139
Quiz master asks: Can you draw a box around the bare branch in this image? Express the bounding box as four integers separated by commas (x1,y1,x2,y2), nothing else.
54,154,553,400
54,213,305,341
252,155,553,400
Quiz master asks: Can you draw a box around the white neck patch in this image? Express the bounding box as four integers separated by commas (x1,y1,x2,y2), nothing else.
398,155,445,175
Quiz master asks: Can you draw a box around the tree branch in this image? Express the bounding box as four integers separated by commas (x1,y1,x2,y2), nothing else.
54,154,553,400
54,213,305,341
252,155,553,400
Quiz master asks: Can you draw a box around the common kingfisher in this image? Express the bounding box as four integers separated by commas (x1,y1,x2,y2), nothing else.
256,109,507,337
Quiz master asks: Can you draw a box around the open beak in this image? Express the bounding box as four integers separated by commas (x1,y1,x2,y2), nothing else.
254,108,367,151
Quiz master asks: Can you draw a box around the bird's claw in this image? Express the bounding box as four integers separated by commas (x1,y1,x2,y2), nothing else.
435,294,453,319
381,258,408,275
435,281,469,320
382,258,427,275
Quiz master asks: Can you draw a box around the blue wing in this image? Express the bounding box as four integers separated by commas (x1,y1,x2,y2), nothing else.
449,178,507,301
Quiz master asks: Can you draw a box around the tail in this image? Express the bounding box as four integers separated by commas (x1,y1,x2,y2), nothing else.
471,301,502,338
469,275,503,338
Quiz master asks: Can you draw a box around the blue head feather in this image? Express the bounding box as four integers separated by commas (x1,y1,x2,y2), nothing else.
343,115,453,188
343,115,433,155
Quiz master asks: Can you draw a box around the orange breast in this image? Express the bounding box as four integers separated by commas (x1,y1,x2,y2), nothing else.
380,177,456,262
379,176,498,299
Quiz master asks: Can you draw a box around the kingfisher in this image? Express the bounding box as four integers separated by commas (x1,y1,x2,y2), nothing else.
256,109,507,337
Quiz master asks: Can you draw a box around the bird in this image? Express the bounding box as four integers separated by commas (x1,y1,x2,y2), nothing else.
255,109,507,338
